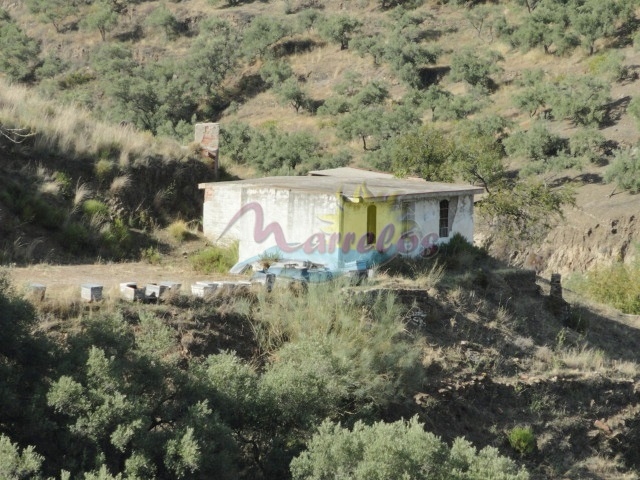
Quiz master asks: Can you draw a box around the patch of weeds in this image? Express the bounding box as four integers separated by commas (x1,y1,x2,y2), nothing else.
570,262,640,314
167,220,196,243
258,251,282,269
189,243,238,274
141,246,161,264
508,426,536,456
59,222,91,253
94,158,116,184
437,233,489,270
82,199,109,218
101,218,133,259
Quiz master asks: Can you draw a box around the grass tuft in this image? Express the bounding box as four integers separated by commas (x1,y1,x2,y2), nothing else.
189,243,239,274
167,220,196,243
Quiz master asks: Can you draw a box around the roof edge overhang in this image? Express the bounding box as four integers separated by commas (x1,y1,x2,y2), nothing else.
343,188,485,203
198,181,485,198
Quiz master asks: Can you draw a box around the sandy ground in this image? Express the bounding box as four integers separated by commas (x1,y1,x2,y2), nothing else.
5,261,241,300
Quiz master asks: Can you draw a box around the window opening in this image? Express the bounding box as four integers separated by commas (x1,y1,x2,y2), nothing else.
439,200,449,238
366,205,377,244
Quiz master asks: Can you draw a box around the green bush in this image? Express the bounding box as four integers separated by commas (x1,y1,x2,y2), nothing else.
27,196,66,230
58,222,92,253
507,426,536,456
57,70,96,90
604,148,640,194
504,122,565,161
291,417,529,479
448,48,503,92
100,218,133,259
82,199,109,218
571,262,640,314
588,51,629,82
251,283,424,413
140,246,161,264
628,97,640,129
0,9,41,82
167,220,194,243
145,3,182,39
568,128,605,164
549,76,610,126
189,243,238,274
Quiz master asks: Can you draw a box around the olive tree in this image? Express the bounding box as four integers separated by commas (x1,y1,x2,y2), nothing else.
448,48,503,92
318,14,362,50
82,0,118,41
0,10,41,82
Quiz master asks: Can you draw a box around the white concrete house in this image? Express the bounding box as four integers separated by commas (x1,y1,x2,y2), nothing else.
199,169,483,270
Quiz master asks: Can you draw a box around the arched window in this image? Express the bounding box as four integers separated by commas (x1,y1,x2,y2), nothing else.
366,205,377,245
439,200,449,238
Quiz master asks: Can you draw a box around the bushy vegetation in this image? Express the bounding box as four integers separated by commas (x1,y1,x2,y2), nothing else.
292,417,529,479
605,146,640,194
0,271,535,479
189,243,239,274
569,259,640,314
2,1,640,477
508,426,537,457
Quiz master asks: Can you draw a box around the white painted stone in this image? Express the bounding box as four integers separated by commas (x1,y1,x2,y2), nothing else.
81,284,103,302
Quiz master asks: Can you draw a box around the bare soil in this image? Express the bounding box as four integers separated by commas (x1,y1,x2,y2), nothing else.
4,236,242,300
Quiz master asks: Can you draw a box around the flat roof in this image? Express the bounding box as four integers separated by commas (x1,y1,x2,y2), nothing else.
308,167,395,179
200,176,484,201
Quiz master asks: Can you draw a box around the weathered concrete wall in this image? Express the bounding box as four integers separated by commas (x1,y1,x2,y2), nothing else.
202,184,477,266
201,184,339,265
412,194,475,245
451,194,475,242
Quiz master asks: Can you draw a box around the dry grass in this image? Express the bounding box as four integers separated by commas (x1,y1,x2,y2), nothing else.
167,220,196,243
0,79,184,163
565,455,639,480
531,343,639,379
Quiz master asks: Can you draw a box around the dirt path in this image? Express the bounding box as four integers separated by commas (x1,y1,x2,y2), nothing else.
4,261,240,299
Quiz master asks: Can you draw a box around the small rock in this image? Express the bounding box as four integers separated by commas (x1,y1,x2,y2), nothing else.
593,419,612,435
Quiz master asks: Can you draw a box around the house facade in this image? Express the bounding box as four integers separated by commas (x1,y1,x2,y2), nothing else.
199,170,483,271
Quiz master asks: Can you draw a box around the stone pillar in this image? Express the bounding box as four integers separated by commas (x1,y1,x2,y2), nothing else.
550,273,563,302
195,123,219,179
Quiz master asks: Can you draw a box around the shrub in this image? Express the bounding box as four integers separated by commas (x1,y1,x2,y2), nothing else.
503,122,565,161
448,48,503,92
588,51,629,82
58,222,92,253
0,9,41,82
573,262,640,314
141,246,161,264
167,220,194,243
189,243,238,274
101,218,133,259
95,158,116,185
145,4,182,39
291,417,529,479
251,283,424,412
549,76,610,126
82,199,110,218
628,97,640,129
507,426,536,456
569,128,606,164
25,196,66,230
604,147,640,194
